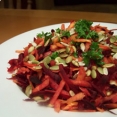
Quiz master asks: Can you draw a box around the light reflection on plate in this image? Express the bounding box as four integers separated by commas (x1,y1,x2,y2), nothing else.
0,22,117,117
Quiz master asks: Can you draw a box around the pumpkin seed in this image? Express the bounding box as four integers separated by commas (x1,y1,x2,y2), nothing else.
110,80,117,86
112,48,117,53
28,46,34,53
34,97,50,103
56,48,66,53
31,60,40,64
111,53,114,55
72,60,79,67
59,53,68,58
31,42,37,47
106,91,112,96
55,57,67,66
28,54,35,61
69,90,75,96
65,56,72,63
66,46,70,53
80,43,85,52
113,53,117,59
69,28,75,35
98,35,105,42
25,85,32,97
43,56,51,68
73,72,78,79
43,56,51,64
33,65,42,70
33,96,43,102
103,67,108,75
60,42,69,46
92,66,97,70
91,69,97,78
110,44,117,49
78,61,85,66
44,39,50,46
86,70,91,76
103,63,115,68
110,36,117,43
97,67,103,74
50,65,59,70
72,46,76,52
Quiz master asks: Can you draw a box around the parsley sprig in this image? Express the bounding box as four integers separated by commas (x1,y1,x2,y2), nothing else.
82,42,104,66
37,32,52,42
75,19,98,39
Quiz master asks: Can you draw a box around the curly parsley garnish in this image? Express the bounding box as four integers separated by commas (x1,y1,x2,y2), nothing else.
37,32,52,42
82,42,104,66
51,52,59,59
75,19,98,39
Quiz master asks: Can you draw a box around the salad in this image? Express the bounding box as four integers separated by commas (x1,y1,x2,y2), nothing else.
7,19,117,113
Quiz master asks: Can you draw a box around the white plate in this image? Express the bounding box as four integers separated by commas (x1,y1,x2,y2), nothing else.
0,22,117,117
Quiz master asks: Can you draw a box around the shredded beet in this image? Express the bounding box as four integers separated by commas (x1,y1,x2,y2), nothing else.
7,20,117,114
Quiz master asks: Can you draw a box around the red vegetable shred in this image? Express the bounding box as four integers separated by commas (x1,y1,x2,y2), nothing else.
7,19,117,114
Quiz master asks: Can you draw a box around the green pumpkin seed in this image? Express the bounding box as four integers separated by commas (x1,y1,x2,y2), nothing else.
110,80,117,86
86,70,91,76
28,46,34,53
113,53,117,59
33,65,42,70
66,46,70,53
103,68,108,75
59,53,68,58
97,67,103,74
28,54,35,61
50,65,59,70
56,48,66,53
72,60,79,67
55,57,67,66
44,39,50,46
91,69,97,78
69,90,75,96
73,72,78,79
80,43,85,52
65,56,72,63
92,66,97,70
110,44,117,49
112,48,117,53
31,60,40,64
43,56,51,64
33,96,43,102
72,46,76,52
103,63,115,68
31,42,37,47
60,42,69,46
25,85,32,97
110,36,117,43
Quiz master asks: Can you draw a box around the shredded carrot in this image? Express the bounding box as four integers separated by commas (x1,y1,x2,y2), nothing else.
67,92,85,104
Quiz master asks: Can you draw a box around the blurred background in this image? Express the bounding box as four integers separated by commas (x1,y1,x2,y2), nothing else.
0,0,117,13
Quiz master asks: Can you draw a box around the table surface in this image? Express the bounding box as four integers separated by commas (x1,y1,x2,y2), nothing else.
1,9,117,44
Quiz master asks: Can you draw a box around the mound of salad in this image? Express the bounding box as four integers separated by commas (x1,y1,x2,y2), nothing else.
7,19,117,113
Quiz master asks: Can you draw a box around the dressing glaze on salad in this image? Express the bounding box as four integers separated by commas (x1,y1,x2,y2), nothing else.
8,19,117,113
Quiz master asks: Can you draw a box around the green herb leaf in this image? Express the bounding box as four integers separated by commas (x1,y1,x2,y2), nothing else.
75,19,98,39
37,32,52,42
37,31,45,38
51,52,59,59
82,42,104,66
61,30,70,37
56,28,61,33
73,52,78,58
